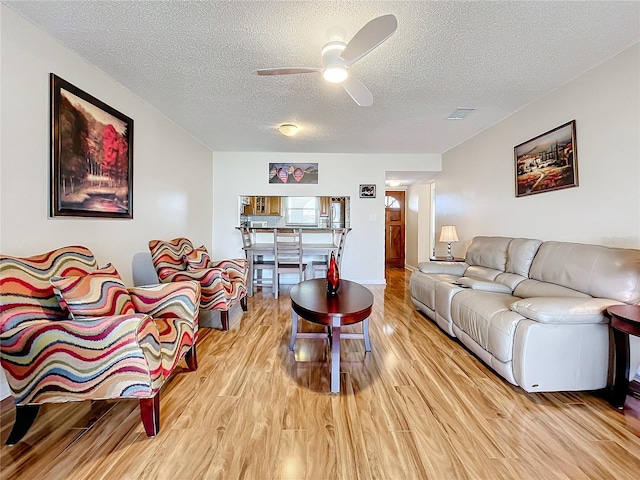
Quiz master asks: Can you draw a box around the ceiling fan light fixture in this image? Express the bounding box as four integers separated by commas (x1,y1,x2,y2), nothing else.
323,65,348,83
277,123,299,137
321,40,346,57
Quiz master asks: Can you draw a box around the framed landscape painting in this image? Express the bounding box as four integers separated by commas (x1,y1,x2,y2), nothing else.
514,120,577,197
50,74,134,218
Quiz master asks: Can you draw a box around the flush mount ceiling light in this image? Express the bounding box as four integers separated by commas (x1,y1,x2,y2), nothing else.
388,180,400,187
447,107,476,120
277,123,299,136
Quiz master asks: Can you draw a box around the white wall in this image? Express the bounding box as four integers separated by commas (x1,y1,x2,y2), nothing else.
406,182,434,269
436,43,640,257
212,152,441,283
0,6,214,398
436,43,640,379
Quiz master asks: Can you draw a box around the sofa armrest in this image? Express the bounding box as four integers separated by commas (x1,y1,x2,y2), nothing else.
510,297,625,324
417,261,468,276
211,258,249,284
129,281,200,325
0,314,163,404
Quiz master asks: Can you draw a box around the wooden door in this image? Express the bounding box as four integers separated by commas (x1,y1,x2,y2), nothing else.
385,191,405,268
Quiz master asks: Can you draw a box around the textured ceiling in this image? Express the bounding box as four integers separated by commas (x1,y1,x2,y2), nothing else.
4,1,640,156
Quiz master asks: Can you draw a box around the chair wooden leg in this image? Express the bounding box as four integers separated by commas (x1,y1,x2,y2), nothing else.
220,310,229,331
6,404,40,445
140,394,160,437
185,344,198,371
241,295,248,312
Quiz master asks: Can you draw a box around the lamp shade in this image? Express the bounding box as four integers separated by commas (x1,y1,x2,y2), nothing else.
439,225,459,243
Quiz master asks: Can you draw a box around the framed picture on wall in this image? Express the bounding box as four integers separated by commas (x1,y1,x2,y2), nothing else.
269,163,318,184
50,73,134,218
359,184,376,198
514,120,578,197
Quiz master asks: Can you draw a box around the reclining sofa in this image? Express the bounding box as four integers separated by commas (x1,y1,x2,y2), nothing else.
410,236,640,393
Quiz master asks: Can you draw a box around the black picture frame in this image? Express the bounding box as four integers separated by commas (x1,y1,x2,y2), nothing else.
514,120,578,197
359,184,376,198
50,73,134,218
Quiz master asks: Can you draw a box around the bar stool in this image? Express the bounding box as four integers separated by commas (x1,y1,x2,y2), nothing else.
274,229,307,299
240,227,275,296
311,228,347,278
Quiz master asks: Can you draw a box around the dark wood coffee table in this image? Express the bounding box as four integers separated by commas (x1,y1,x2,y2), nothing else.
289,278,373,393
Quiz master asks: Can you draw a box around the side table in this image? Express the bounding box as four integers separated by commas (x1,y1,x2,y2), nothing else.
608,304,640,409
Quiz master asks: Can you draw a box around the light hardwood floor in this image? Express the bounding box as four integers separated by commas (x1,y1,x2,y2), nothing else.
2,268,640,479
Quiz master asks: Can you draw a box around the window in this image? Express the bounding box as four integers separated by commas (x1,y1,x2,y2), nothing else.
285,196,319,225
385,195,400,209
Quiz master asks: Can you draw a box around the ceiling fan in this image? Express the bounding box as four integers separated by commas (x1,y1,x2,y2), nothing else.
256,14,398,107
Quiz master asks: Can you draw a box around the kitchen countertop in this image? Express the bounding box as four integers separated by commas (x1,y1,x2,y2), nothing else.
237,226,351,231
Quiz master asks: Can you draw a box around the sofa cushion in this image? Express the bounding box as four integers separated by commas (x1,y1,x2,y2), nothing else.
451,290,523,363
464,236,512,271
506,238,542,277
184,246,211,270
457,277,512,294
510,297,623,324
529,241,640,304
51,267,135,319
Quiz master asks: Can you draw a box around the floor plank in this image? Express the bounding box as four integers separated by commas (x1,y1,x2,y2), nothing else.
2,268,640,479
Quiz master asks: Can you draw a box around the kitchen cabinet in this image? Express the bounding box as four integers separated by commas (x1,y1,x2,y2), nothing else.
249,196,282,216
268,196,282,216
252,196,267,215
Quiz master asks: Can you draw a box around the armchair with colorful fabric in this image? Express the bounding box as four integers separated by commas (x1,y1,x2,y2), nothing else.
148,238,248,331
0,246,200,445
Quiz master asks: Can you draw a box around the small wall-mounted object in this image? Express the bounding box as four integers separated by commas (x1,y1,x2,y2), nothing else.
359,184,376,198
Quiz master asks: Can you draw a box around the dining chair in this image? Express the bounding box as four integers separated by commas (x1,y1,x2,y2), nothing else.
274,228,306,299
240,227,275,296
311,228,348,278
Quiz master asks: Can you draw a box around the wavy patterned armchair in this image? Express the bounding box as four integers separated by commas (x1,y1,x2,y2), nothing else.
0,246,200,445
148,238,248,331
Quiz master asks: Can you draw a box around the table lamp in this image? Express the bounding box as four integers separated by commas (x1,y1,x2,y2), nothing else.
439,225,459,261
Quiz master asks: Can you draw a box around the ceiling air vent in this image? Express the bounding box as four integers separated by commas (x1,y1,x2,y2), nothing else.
447,108,476,120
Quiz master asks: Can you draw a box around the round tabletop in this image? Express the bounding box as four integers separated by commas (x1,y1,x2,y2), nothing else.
290,278,373,326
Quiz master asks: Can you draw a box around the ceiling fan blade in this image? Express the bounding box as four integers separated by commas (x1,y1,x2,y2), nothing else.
339,14,398,66
256,67,321,76
342,76,373,107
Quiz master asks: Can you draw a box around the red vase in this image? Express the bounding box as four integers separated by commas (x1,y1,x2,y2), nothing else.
327,251,340,295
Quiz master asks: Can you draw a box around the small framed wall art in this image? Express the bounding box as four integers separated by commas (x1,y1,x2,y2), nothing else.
359,184,376,198
514,120,578,197
50,73,134,218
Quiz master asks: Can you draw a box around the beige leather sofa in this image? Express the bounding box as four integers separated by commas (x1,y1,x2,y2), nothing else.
410,236,640,392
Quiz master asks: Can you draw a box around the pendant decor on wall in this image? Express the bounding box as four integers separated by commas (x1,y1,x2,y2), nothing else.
514,120,578,197
50,73,134,218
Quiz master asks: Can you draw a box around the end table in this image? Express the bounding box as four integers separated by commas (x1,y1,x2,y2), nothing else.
607,305,640,409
